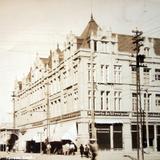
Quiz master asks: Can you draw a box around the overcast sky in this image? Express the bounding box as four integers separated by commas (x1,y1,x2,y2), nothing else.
0,0,160,124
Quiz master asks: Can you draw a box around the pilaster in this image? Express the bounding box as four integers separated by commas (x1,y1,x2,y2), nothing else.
123,122,132,152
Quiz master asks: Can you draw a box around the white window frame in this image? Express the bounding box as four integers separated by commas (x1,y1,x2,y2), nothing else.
131,66,136,84
132,93,137,111
114,65,121,83
155,69,160,81
100,91,105,110
143,68,150,85
155,94,160,108
144,93,151,111
114,91,122,111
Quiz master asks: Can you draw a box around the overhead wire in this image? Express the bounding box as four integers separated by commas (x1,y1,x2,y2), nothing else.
133,0,160,37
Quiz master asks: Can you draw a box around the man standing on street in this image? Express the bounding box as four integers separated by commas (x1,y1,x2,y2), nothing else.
46,143,51,154
89,139,98,160
79,144,84,157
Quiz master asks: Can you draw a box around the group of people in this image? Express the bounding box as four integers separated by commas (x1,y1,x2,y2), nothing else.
62,142,76,155
79,139,98,160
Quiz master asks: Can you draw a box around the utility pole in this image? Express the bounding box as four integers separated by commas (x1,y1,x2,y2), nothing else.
90,39,96,141
145,89,149,153
45,80,50,143
12,91,16,130
132,29,145,160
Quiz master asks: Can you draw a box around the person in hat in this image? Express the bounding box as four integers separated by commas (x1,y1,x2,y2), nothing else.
89,139,98,160
84,144,90,158
79,144,84,157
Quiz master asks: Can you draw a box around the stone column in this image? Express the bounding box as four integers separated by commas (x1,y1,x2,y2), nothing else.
77,111,90,145
110,125,113,150
154,124,157,152
123,122,132,152
77,122,89,145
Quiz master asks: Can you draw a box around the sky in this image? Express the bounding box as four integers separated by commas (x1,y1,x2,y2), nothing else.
0,0,160,123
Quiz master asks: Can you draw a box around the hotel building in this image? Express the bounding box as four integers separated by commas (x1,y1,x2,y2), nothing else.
13,16,160,152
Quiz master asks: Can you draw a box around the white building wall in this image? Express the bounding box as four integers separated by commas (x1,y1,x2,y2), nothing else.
78,55,89,110
13,22,160,152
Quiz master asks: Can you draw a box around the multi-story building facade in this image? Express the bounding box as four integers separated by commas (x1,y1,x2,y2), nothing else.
13,16,160,152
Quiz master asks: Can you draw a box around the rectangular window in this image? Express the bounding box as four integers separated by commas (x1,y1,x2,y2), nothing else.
88,97,91,110
100,65,104,82
113,124,123,149
88,90,96,110
88,64,91,82
64,94,67,104
74,90,78,111
143,68,150,85
114,91,121,111
100,65,108,83
93,64,96,82
132,66,136,84
63,71,67,87
155,69,160,81
88,90,91,110
111,42,115,53
57,76,61,91
88,64,96,82
131,125,139,149
132,93,137,111
93,93,96,110
144,93,151,111
114,65,121,83
101,91,104,110
73,65,78,83
105,66,109,83
94,40,97,52
106,91,110,110
101,91,110,110
156,94,160,107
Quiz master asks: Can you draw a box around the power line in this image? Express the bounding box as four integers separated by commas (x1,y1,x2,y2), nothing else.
144,26,160,33
143,13,160,25
144,30,160,37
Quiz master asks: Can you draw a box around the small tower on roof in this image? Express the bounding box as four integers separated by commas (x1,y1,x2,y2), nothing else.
80,14,100,39
79,14,101,48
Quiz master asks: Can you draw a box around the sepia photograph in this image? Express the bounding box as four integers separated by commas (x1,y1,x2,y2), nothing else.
0,0,160,159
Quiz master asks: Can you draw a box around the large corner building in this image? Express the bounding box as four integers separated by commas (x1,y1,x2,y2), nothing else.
13,16,160,152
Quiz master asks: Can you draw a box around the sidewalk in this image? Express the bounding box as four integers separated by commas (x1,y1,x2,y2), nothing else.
0,151,160,160
99,151,160,160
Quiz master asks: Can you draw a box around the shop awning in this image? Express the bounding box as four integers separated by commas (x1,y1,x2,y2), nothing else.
50,124,64,141
61,124,77,142
21,127,45,142
49,123,77,142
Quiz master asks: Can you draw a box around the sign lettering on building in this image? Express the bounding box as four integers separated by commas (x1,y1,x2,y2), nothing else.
87,111,129,117
50,111,81,123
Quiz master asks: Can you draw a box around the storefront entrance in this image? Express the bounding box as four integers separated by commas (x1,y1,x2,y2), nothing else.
96,124,110,150
90,123,123,150
157,126,160,151
113,124,123,149
131,125,154,149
